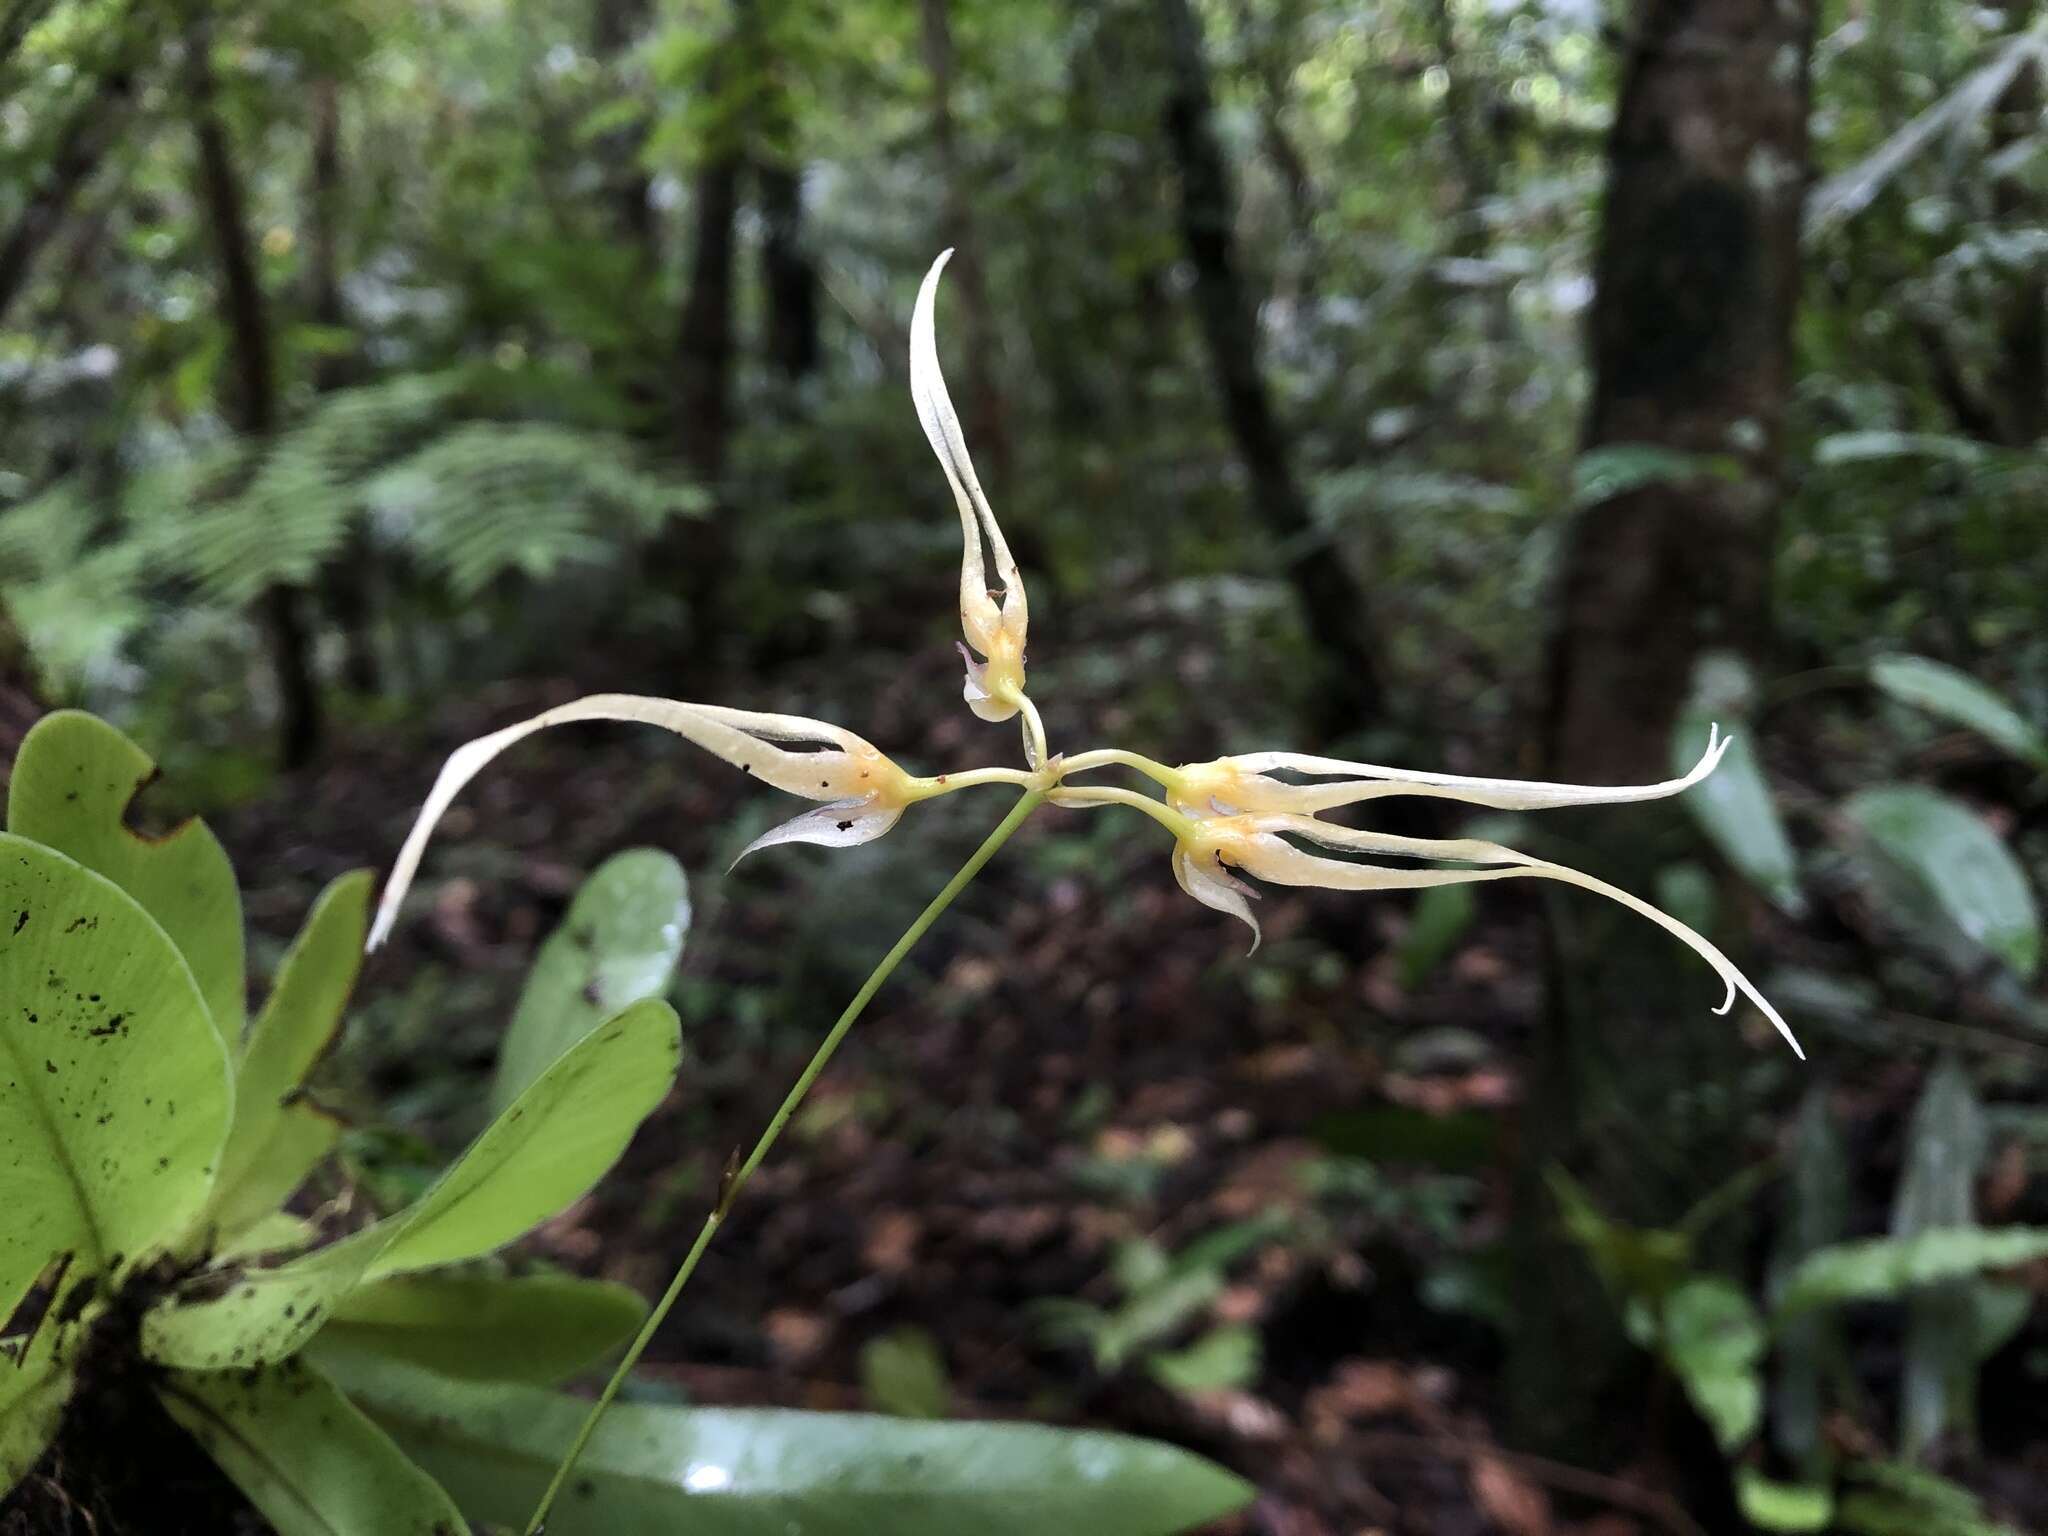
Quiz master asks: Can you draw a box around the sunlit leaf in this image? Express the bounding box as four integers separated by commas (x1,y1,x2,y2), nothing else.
210,872,371,1231
1673,680,1805,916
491,849,688,1114
142,998,679,1369
1662,1277,1765,1451
1777,1227,2048,1316
7,711,244,1042
859,1327,951,1419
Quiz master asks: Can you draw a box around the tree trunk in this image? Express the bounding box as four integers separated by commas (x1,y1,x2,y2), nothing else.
919,0,1010,489
0,602,43,779
0,68,136,327
1990,0,2045,447
306,74,380,694
1545,0,1814,781
1155,0,1387,740
757,163,819,383
189,24,321,768
591,0,657,267
1511,0,1816,1463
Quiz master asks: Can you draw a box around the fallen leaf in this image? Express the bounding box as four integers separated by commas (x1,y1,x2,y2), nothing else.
1472,1455,1552,1536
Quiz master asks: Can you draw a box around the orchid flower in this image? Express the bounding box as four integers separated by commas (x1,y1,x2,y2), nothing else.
913,251,1041,761
364,695,1013,952
1054,726,1801,1059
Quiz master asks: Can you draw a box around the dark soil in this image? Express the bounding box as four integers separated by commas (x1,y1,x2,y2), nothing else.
2,1287,269,1536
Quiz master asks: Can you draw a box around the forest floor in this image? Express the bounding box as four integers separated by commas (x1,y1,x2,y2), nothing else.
97,648,2032,1536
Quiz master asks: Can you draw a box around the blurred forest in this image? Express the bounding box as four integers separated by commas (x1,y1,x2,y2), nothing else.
5,0,2048,1531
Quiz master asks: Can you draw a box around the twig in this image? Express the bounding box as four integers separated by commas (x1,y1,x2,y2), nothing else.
1351,1430,1710,1536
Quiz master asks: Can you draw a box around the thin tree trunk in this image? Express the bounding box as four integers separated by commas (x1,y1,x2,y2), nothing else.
591,0,657,267
1156,0,1387,739
189,24,320,768
0,602,43,779
919,0,1009,488
757,162,820,383
0,69,136,327
1545,0,1814,781
675,155,740,487
306,74,379,694
1512,0,1816,1464
1990,0,2045,446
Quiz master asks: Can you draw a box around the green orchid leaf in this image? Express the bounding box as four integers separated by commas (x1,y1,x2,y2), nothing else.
210,1101,345,1237
0,1368,72,1499
210,872,371,1230
490,849,688,1115
322,1351,1255,1536
315,1271,645,1384
1661,1276,1765,1452
141,998,679,1369
0,833,231,1296
158,1359,467,1536
217,1211,320,1264
1870,655,2048,773
6,711,245,1042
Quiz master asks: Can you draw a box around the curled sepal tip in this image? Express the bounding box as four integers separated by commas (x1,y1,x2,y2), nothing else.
1195,812,1802,1059
914,250,1027,723
368,694,915,951
1171,842,1262,955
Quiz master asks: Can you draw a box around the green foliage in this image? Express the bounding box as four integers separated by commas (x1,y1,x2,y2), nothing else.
860,1327,952,1419
320,1349,1255,1536
0,711,1248,1534
491,848,689,1114
1842,786,2041,980
1869,654,2048,772
1673,654,1806,917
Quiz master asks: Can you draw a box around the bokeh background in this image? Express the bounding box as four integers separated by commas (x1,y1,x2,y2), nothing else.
5,0,2048,1531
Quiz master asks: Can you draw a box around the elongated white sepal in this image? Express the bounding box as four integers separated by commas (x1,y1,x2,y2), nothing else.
1188,726,1735,816
368,694,906,952
729,799,904,870
1226,814,1801,1057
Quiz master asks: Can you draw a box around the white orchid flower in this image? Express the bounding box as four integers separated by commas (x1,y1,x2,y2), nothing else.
1055,726,1800,1057
912,251,1033,746
367,695,938,951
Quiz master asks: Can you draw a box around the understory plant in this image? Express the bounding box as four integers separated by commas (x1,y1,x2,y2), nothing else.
6,253,1802,1535
0,711,1251,1534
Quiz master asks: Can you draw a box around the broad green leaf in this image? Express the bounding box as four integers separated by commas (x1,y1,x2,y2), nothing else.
316,1272,644,1384
6,712,245,1041
323,1351,1255,1536
1673,717,1805,917
0,834,231,1295
1814,432,1992,468
1777,1227,2048,1316
1737,1472,1833,1533
490,849,688,1114
1674,654,1804,916
142,998,679,1369
859,1327,951,1419
1870,656,2048,773
158,1360,466,1536
1661,1277,1764,1451
210,872,371,1231
218,1211,319,1263
1842,786,2040,979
